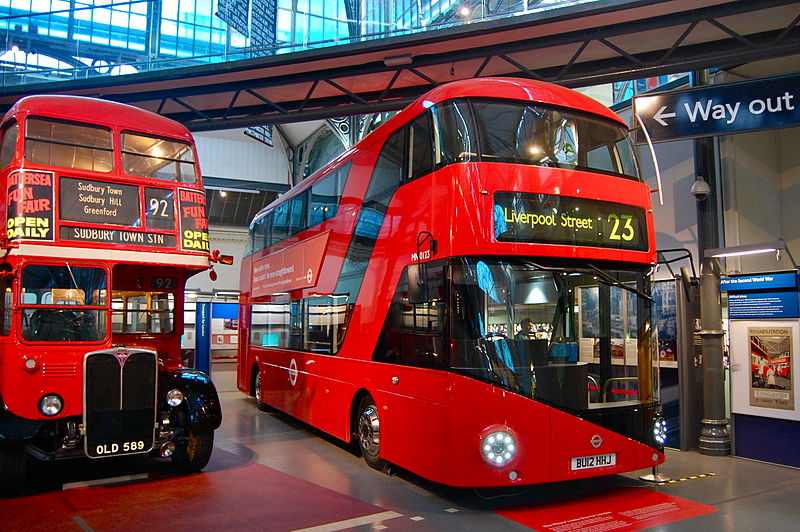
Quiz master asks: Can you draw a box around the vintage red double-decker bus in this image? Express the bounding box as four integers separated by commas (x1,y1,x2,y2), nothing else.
0,95,222,495
237,77,666,487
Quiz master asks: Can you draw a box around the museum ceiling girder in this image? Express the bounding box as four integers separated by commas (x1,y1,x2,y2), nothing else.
0,0,798,131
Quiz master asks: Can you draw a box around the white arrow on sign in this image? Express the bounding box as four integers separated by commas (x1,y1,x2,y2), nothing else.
653,105,677,126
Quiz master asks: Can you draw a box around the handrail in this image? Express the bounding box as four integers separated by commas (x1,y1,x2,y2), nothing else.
602,376,638,402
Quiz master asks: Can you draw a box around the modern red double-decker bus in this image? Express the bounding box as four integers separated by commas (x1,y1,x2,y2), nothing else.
237,77,666,487
0,95,222,495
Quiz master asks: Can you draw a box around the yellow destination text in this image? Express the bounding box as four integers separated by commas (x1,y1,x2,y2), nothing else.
504,208,593,230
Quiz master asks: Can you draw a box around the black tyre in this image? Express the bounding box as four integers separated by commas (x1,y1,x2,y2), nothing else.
356,395,388,471
171,429,214,473
254,367,271,412
0,444,26,497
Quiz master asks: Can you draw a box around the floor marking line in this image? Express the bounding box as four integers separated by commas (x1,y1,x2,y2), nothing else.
63,473,150,490
290,511,403,532
656,472,716,486
73,516,94,532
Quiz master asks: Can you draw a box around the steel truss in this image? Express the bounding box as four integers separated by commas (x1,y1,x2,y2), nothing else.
0,0,798,130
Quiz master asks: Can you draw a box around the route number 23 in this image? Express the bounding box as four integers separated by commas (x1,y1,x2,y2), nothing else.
607,214,635,241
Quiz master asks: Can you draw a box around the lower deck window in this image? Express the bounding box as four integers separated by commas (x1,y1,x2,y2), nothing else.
112,291,175,334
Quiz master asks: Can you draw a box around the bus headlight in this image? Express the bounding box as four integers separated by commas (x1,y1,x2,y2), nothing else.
39,394,63,417
653,416,667,445
166,389,184,407
481,429,517,466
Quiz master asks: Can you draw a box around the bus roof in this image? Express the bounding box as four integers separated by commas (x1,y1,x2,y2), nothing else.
400,77,628,128
2,95,193,141
254,77,630,221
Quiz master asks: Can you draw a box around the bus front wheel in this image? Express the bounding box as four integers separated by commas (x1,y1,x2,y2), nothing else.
356,395,388,471
0,443,26,497
172,429,214,473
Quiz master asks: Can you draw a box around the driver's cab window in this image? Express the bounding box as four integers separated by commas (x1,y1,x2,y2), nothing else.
20,264,108,342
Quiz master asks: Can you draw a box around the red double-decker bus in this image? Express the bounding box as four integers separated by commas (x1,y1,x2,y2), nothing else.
0,95,222,495
237,77,666,487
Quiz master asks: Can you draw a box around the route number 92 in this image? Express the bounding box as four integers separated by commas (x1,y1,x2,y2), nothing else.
607,214,635,242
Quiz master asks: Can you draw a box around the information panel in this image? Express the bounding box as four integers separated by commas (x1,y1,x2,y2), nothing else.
252,232,330,297
6,170,54,241
60,177,139,226
178,188,210,252
494,192,648,251
730,319,799,422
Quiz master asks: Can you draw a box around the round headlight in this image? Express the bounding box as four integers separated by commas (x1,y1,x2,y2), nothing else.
653,416,667,445
23,357,39,373
166,388,184,407
481,429,517,466
39,394,63,417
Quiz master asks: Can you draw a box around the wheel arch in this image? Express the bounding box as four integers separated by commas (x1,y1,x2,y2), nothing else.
349,387,373,445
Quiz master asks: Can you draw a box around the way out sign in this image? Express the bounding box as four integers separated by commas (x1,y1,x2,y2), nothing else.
632,73,800,143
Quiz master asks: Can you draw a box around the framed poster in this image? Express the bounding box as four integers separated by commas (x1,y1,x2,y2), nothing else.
730,319,798,421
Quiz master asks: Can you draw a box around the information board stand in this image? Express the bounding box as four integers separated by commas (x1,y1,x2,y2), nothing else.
724,271,800,466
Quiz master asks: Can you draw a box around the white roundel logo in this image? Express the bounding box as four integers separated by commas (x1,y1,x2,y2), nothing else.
307,268,313,284
289,358,299,386
591,434,603,448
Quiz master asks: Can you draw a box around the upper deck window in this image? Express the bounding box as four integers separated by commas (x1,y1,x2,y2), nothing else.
0,120,18,169
122,132,197,183
435,99,641,181
25,117,113,172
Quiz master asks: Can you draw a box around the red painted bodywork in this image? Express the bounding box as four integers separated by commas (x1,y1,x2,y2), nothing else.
0,95,210,422
237,78,664,487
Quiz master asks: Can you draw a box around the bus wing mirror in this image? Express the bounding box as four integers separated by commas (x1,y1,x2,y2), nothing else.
680,266,698,303
407,263,428,304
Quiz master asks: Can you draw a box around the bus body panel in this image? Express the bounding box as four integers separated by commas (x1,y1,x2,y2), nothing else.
238,77,665,488
0,95,220,495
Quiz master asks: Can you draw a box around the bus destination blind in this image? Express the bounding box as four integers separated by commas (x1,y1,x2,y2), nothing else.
58,177,178,248
60,177,140,225
494,192,648,251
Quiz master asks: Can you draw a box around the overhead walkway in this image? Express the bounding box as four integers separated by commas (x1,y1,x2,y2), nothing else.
0,0,799,131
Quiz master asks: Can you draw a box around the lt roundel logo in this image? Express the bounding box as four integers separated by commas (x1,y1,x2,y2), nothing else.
288,358,298,386
591,434,603,448
113,350,130,366
307,268,313,284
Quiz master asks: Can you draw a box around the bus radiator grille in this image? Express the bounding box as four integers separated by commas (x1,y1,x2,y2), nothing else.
83,350,157,457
